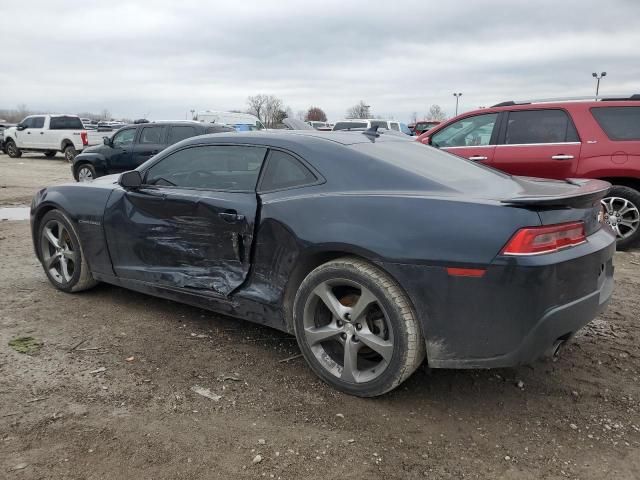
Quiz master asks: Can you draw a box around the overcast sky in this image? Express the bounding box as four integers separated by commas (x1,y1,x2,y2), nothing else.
1,0,639,122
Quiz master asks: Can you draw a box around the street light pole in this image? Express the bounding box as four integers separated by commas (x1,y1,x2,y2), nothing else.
592,72,607,96
190,109,196,120
453,93,462,116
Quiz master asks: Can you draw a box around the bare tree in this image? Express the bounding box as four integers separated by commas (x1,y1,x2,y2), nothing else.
426,104,447,122
263,95,285,128
346,101,371,119
246,94,268,123
305,106,327,122
296,110,306,121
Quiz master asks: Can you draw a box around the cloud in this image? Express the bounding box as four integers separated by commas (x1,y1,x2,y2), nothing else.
1,0,639,121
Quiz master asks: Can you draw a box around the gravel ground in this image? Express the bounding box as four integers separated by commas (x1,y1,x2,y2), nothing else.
1,153,639,479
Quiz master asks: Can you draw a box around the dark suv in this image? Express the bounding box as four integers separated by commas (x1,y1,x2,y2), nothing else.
416,95,640,249
72,121,233,181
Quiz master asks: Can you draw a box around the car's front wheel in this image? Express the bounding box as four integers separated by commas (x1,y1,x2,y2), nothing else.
293,257,425,397
76,163,96,182
5,140,22,158
37,210,98,292
64,145,78,163
602,185,640,250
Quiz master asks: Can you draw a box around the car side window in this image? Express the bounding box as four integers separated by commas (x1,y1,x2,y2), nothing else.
20,117,34,128
139,126,164,144
145,145,267,191
31,117,45,128
167,126,197,144
591,106,640,141
112,128,136,147
260,150,317,191
390,122,400,131
503,109,579,144
431,114,498,148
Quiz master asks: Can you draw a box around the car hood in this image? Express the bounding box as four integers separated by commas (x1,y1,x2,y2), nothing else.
81,144,110,155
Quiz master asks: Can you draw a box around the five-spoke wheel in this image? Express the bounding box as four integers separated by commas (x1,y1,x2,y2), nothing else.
294,257,425,397
601,185,640,250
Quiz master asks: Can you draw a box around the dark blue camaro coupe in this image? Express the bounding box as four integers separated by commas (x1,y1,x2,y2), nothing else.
31,129,615,396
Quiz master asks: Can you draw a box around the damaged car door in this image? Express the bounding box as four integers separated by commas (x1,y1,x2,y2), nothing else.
103,144,267,295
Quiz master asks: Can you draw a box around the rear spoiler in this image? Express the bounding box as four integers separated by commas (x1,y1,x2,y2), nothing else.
501,178,610,208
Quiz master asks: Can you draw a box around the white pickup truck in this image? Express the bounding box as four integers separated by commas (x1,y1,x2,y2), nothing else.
3,114,89,161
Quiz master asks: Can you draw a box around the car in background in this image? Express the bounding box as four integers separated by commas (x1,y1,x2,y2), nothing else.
416,95,640,249
195,110,265,131
333,119,412,135
307,121,333,131
3,114,88,161
410,120,440,136
0,121,16,153
71,121,234,181
31,130,614,396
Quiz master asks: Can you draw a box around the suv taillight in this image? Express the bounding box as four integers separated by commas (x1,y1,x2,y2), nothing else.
80,131,88,146
502,222,586,256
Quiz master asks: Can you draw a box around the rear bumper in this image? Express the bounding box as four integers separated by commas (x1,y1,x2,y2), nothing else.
378,226,616,369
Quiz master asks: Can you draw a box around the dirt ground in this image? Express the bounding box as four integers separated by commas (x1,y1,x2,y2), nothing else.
1,153,639,479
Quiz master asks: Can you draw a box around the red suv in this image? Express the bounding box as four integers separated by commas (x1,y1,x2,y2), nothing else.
416,96,640,249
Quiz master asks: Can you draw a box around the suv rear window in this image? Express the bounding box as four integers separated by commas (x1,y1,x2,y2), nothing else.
50,116,84,130
591,107,640,141
333,121,368,130
503,109,579,144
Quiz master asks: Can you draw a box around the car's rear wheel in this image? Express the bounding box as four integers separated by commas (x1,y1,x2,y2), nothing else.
602,185,640,250
293,257,425,397
6,140,21,158
64,145,77,163
44,151,56,158
76,163,96,182
37,210,98,292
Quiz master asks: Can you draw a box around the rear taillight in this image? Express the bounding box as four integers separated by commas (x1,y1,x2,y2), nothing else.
502,221,586,256
81,131,88,146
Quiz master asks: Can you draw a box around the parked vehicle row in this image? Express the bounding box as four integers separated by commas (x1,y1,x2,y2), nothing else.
0,121,16,153
332,118,413,135
417,95,640,249
31,129,615,396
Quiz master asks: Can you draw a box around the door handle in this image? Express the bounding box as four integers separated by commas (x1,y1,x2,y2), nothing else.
551,154,574,160
219,211,245,223
40,132,44,135
27,131,31,134
468,156,488,161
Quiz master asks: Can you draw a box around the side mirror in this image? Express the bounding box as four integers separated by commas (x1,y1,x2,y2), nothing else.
16,124,26,131
118,170,142,189
103,136,112,146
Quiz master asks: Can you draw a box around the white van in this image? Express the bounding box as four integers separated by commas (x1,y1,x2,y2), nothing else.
332,119,412,135
194,110,265,131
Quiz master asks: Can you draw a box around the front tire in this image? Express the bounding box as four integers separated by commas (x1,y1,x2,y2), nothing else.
64,145,77,163
6,140,22,158
76,163,96,182
602,185,640,250
37,210,98,292
44,151,56,158
293,257,425,397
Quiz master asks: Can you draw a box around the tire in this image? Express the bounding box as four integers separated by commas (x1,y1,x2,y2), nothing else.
37,209,98,293
5,140,22,158
44,151,56,158
63,145,77,163
76,163,96,182
293,257,425,397
602,185,640,251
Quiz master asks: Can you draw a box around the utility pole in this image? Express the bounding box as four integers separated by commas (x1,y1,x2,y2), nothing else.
453,93,463,116
592,72,607,96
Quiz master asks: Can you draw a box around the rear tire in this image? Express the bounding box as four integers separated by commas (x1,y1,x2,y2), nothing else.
6,140,22,158
44,151,56,158
602,185,640,251
63,145,77,163
37,209,98,293
293,257,425,397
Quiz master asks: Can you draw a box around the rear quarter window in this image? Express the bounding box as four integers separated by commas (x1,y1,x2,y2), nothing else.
49,116,84,130
591,107,640,141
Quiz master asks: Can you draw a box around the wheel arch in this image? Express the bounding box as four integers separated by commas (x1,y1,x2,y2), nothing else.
60,138,74,151
31,203,63,261
599,177,640,192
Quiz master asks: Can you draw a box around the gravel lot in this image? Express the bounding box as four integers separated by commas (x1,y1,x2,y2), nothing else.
1,152,639,479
